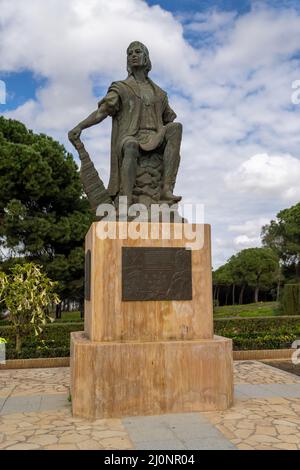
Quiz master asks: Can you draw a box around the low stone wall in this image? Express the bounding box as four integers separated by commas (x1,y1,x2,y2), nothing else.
0,349,297,369
0,357,70,370
233,348,296,361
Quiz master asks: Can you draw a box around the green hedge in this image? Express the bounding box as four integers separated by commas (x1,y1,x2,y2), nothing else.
214,316,300,350
0,323,83,359
1,317,300,358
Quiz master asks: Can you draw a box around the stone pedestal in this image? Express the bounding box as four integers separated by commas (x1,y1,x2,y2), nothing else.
70,222,233,419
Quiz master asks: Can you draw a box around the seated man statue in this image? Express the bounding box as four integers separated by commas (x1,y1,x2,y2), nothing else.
69,41,182,208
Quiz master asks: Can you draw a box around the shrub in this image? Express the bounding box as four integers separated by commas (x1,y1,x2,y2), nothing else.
1,316,300,359
0,322,83,359
214,316,300,350
0,263,60,353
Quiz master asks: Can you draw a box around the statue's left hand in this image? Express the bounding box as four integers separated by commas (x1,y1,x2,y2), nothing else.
68,126,82,146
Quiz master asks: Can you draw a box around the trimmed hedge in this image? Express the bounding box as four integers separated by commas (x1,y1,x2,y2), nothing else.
0,323,83,359
214,316,300,350
1,317,300,358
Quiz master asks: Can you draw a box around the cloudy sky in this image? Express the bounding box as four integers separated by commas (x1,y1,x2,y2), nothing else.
1,0,300,267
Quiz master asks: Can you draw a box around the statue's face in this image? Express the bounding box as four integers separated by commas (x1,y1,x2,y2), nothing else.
127,43,146,69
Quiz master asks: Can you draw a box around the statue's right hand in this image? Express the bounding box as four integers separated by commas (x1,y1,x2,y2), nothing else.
68,126,82,144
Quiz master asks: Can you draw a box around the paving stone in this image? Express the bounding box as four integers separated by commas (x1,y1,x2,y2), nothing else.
235,384,277,398
0,398,6,411
278,435,300,444
185,438,236,450
237,443,255,450
1,362,300,451
265,384,300,398
91,430,128,439
135,440,186,450
275,443,299,450
28,435,58,446
6,443,41,450
1,396,42,415
59,433,85,444
255,426,277,436
39,394,70,411
77,439,104,450
170,422,223,440
99,437,133,450
44,444,79,450
123,425,175,443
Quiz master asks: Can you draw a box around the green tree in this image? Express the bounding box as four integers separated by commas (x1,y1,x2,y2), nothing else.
262,202,300,281
229,248,279,303
0,117,93,311
0,263,60,353
213,264,234,305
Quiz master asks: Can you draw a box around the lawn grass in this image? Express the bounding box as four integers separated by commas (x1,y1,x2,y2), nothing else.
54,311,82,322
214,301,280,318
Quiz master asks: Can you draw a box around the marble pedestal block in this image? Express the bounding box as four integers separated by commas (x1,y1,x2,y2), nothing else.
70,222,233,419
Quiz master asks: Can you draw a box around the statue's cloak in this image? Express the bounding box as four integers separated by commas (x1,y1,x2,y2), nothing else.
98,76,176,198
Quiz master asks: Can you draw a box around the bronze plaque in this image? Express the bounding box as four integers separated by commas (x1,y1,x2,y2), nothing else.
85,249,91,301
122,247,192,301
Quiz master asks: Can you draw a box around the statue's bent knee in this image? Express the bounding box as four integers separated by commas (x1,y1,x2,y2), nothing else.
123,139,139,155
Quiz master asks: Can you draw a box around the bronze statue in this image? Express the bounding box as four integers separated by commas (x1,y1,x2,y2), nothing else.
68,41,183,213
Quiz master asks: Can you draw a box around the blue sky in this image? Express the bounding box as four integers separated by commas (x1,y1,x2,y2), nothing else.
1,0,300,267
0,71,46,111
146,0,252,14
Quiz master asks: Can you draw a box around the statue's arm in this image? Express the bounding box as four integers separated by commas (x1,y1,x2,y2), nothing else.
68,87,120,145
68,106,108,145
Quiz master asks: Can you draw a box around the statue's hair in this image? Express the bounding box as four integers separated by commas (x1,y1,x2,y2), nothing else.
127,41,152,77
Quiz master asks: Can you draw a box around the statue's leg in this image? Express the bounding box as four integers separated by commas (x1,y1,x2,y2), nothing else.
121,139,140,205
161,122,182,202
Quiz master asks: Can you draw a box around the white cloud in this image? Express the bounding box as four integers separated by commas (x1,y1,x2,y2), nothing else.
233,235,261,248
225,153,300,200
229,218,270,236
1,0,300,268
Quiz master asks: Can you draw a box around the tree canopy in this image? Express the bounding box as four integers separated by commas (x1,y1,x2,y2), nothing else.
214,247,279,304
0,117,93,307
262,202,300,280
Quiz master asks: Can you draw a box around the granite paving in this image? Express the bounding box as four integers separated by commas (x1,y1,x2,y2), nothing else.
0,361,300,450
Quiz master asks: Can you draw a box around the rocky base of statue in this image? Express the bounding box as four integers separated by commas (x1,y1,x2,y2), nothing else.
133,152,163,205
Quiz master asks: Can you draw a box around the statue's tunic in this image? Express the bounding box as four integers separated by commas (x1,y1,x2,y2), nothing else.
98,75,176,197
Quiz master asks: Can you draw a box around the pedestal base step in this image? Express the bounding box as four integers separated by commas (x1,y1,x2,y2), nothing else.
70,332,233,419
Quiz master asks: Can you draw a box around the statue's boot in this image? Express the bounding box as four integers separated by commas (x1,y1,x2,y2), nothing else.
161,185,182,202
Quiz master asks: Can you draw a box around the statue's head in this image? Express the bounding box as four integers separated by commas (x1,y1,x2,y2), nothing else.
127,41,152,77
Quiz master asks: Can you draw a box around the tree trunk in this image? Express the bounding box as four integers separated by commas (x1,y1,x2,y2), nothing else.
254,285,260,303
296,262,300,279
225,288,229,305
232,284,235,305
56,302,62,319
16,333,22,354
276,278,281,302
239,285,245,305
216,287,220,305
80,300,84,319
213,286,216,301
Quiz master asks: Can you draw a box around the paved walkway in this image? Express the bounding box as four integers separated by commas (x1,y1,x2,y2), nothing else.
0,361,300,450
